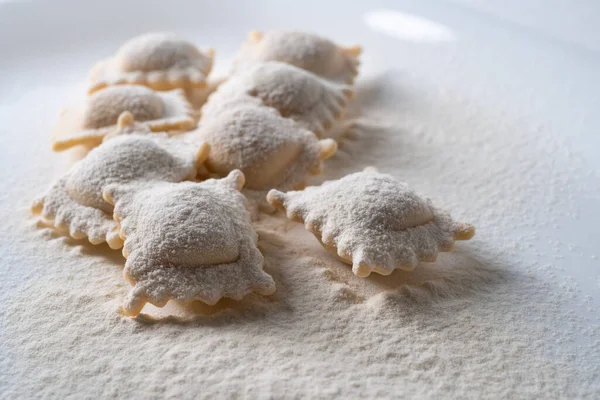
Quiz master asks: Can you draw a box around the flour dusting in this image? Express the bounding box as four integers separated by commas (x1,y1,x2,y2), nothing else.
1,56,599,399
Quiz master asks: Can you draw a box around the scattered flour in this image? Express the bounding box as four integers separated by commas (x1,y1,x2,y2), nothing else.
1,56,599,399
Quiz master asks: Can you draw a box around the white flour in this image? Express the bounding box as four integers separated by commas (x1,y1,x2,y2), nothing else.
1,69,599,399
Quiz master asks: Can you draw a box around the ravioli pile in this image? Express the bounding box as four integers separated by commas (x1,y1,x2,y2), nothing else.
32,31,474,317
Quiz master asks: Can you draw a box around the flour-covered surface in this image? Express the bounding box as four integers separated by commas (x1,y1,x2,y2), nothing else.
1,1,600,399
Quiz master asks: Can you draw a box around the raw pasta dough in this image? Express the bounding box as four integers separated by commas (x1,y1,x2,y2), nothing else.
103,170,276,316
88,32,214,94
233,30,361,83
32,133,209,248
267,168,475,277
52,85,196,151
206,61,353,136
196,104,337,190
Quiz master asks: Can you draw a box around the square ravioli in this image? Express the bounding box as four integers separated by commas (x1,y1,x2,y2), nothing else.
195,104,337,190
205,61,353,136
233,30,361,84
102,170,276,316
88,32,214,94
52,85,196,151
267,168,475,277
32,134,209,248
